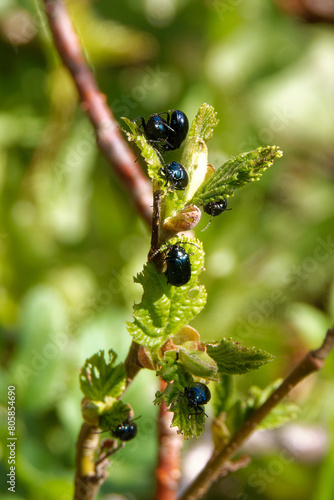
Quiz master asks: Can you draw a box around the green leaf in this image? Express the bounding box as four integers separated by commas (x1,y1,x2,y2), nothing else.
99,400,132,433
123,105,219,220
225,399,247,435
245,381,300,430
161,104,219,218
191,145,283,206
80,350,127,401
170,395,207,439
206,338,274,376
155,355,207,439
122,117,163,182
214,375,234,417
127,237,206,348
258,402,300,430
188,103,219,143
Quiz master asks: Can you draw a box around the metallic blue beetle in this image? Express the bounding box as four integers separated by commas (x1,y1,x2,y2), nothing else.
162,161,189,190
165,244,191,287
113,418,137,441
184,383,211,416
133,110,188,153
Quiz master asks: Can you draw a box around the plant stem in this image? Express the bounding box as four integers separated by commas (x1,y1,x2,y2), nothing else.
43,0,152,225
73,340,143,500
124,341,143,390
74,423,107,500
155,380,183,500
149,186,162,261
179,325,334,500
42,2,154,498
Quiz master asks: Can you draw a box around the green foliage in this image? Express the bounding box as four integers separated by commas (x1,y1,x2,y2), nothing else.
191,146,283,206
206,338,274,376
155,353,192,406
3,0,334,497
154,353,207,439
123,105,220,217
99,400,131,432
169,393,207,440
125,104,283,438
122,116,163,188
127,237,206,348
80,349,127,401
80,350,132,431
245,381,300,430
214,375,234,416
214,379,300,438
188,103,219,143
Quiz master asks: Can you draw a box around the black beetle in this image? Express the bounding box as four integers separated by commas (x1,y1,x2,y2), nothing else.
112,418,138,442
202,198,231,231
162,161,189,190
165,244,191,287
165,109,189,151
184,382,211,416
133,110,189,153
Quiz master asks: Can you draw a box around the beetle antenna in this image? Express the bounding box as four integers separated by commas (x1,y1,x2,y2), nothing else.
149,247,163,261
201,214,213,232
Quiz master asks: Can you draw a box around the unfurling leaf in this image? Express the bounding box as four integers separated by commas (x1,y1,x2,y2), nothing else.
191,146,283,206
206,338,274,376
170,394,207,439
80,350,127,401
121,117,162,182
99,400,132,432
188,103,219,143
154,354,207,438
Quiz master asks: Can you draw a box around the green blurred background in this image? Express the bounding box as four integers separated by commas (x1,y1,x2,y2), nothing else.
0,0,334,499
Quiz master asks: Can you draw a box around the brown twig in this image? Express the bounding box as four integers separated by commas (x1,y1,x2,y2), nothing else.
148,186,162,261
124,340,143,390
42,2,153,499
179,325,334,500
74,423,108,500
43,0,153,226
277,0,334,23
155,380,183,500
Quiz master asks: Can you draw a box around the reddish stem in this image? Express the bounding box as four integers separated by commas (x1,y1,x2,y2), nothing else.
155,379,183,500
43,0,152,225
42,2,152,500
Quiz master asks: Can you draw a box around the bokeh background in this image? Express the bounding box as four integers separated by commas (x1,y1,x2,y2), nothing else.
0,0,334,499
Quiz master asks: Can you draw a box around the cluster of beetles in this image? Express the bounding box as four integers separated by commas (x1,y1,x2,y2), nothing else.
113,110,227,441
135,109,230,287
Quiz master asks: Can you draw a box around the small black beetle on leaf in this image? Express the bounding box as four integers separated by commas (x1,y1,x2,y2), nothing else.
165,244,192,287
133,110,189,153
162,161,189,190
112,418,138,442
202,198,231,231
184,382,211,417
